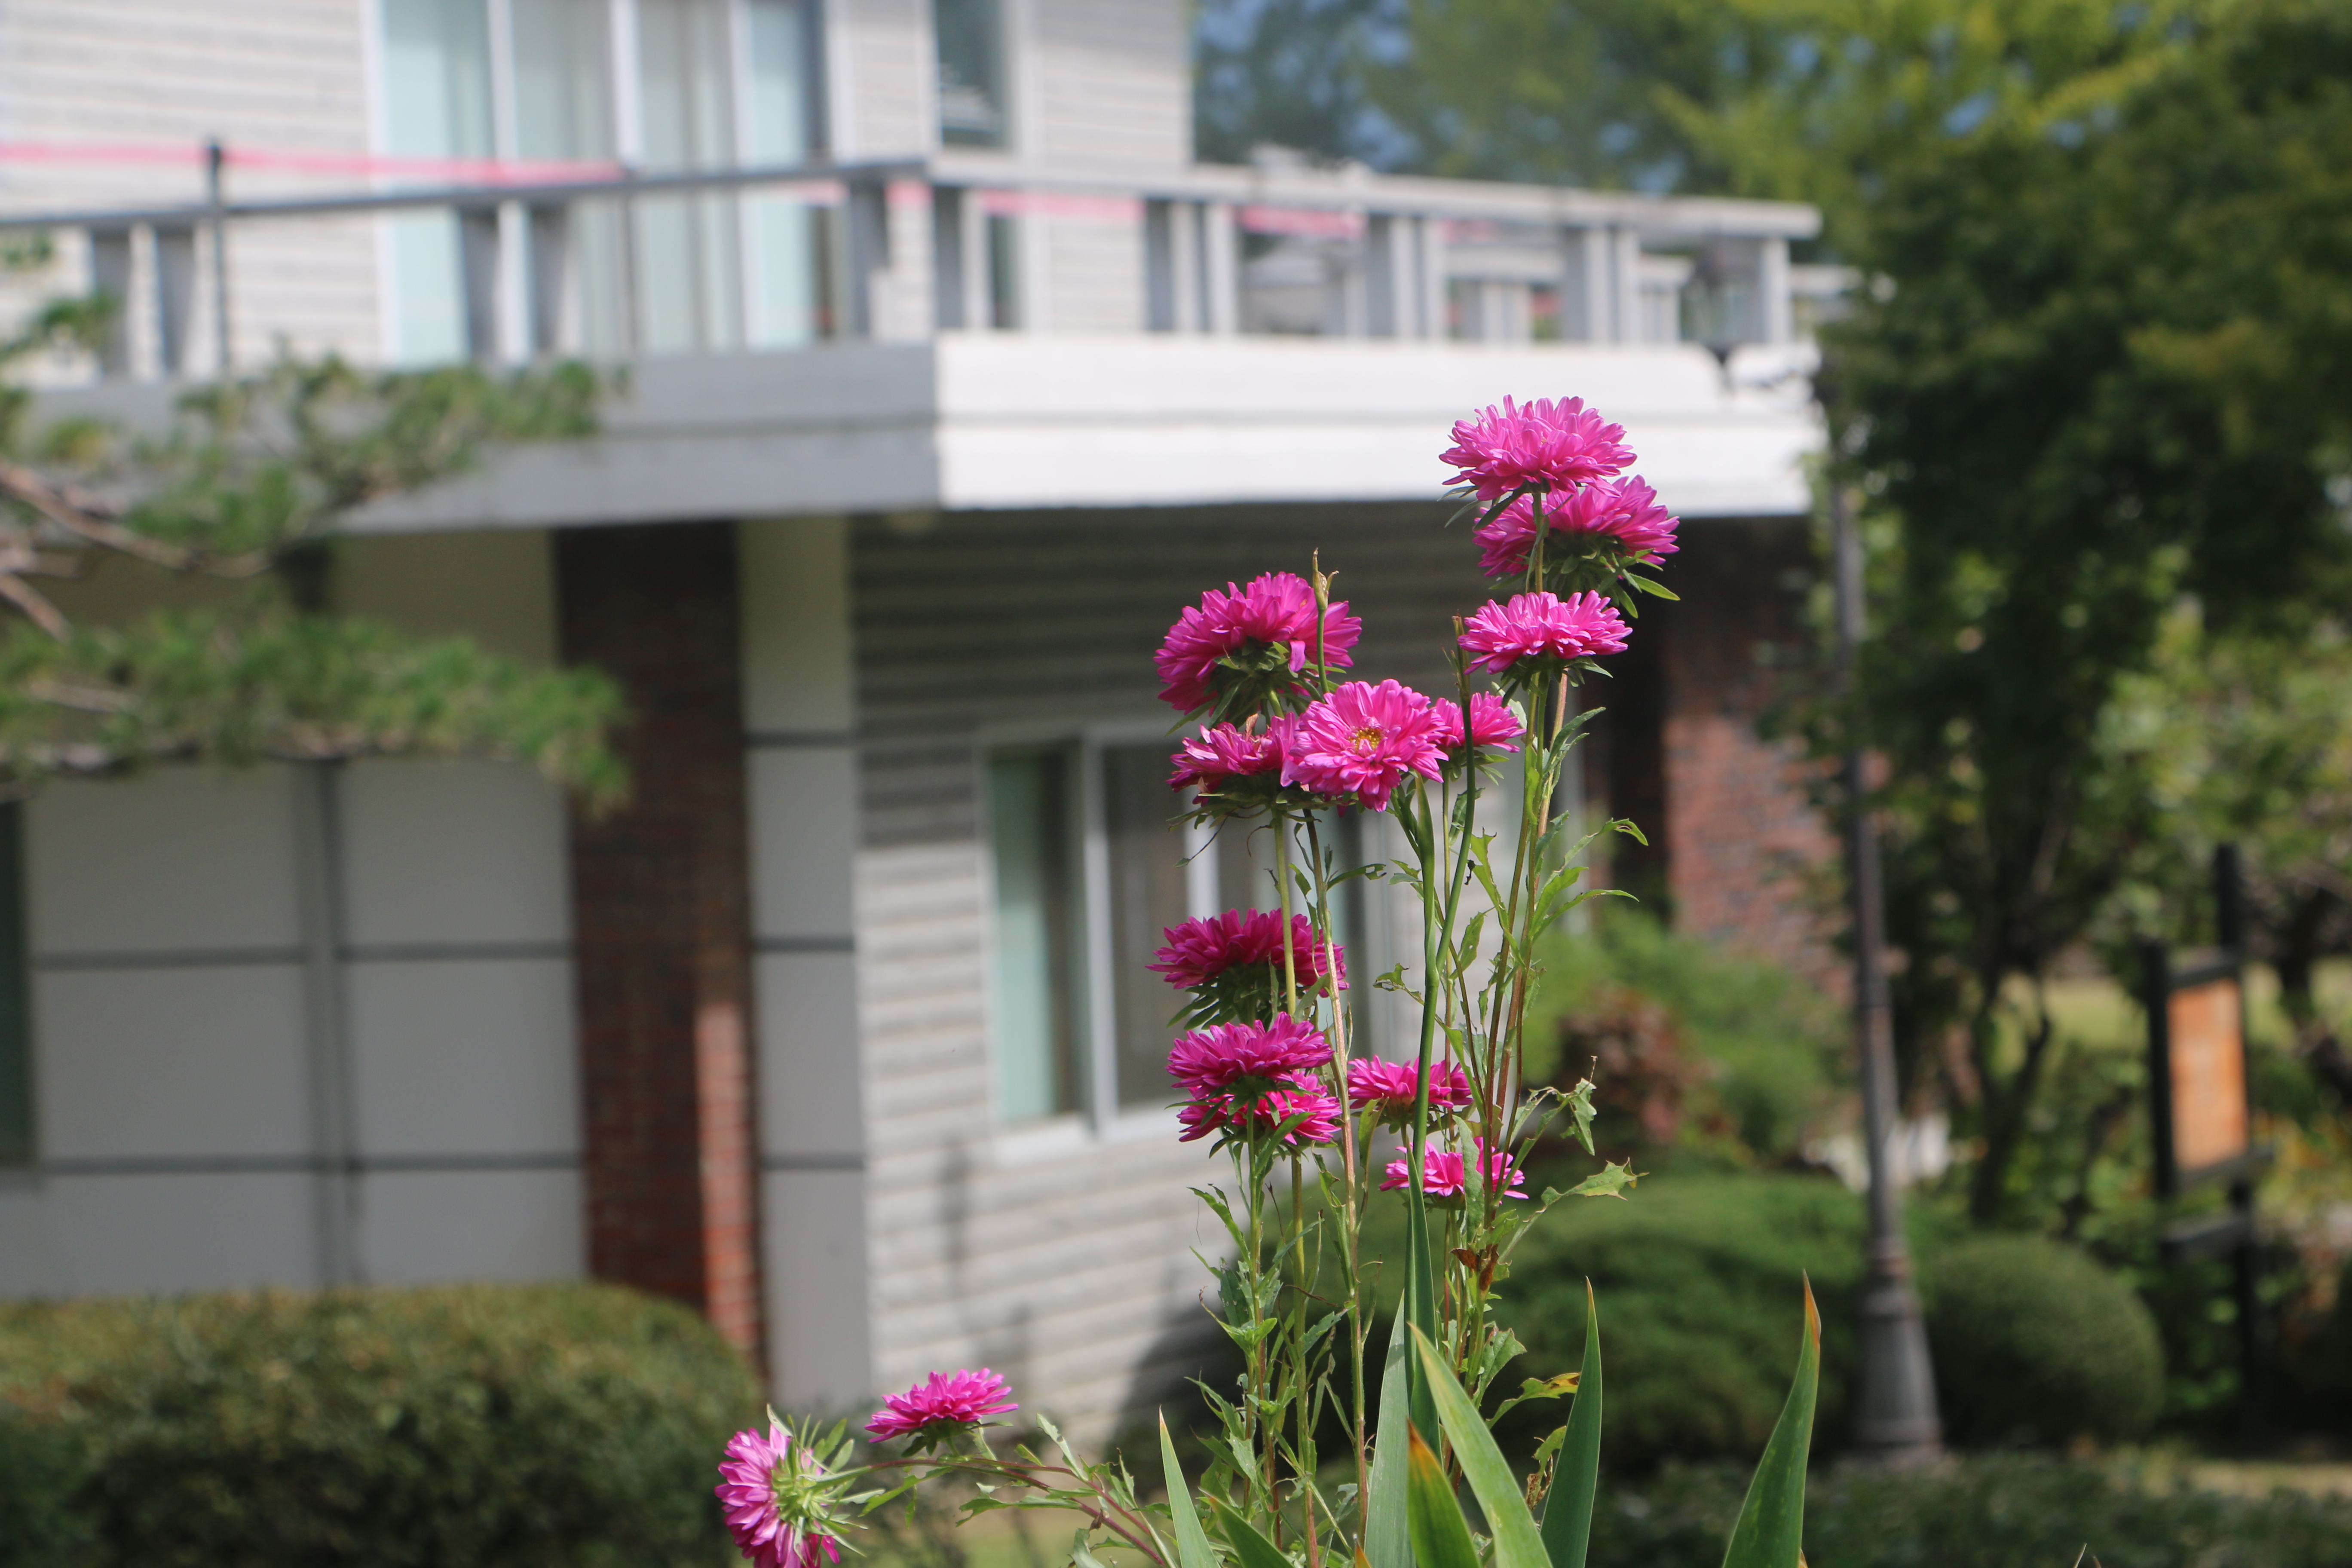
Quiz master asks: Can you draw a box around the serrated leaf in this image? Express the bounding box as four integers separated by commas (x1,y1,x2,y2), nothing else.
1719,1280,1820,1568
1567,1161,1638,1200
1491,1371,1581,1424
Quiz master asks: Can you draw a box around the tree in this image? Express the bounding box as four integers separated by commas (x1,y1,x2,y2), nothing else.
1194,0,1408,168
1819,0,2352,1217
0,275,622,801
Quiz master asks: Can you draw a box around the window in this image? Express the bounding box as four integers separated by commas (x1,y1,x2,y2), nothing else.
987,735,1208,1127
0,804,30,1166
376,0,827,359
934,0,1008,147
989,748,1081,1123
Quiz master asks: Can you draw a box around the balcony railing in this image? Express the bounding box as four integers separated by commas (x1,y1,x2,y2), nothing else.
0,148,1840,383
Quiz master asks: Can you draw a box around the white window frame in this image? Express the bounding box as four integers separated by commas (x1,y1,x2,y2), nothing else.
979,720,1215,1153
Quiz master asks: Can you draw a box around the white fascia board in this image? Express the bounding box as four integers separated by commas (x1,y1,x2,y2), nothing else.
932,335,1820,518
34,337,1818,531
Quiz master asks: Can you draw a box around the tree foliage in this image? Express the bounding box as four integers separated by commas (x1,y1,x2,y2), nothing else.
1818,0,2352,1214
0,295,623,803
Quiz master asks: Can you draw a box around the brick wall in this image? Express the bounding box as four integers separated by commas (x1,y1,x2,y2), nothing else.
556,522,766,1362
1589,516,1841,986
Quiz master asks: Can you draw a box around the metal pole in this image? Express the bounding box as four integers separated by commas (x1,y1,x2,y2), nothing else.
1831,475,1945,1462
205,138,231,376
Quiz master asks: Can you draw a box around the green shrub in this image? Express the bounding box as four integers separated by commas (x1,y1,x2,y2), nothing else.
0,1281,763,1568
1485,1172,1868,1468
1525,911,1844,1164
1922,1234,2164,1447
1586,1453,2352,1568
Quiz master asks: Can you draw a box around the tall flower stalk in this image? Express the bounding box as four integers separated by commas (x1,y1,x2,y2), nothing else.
711,397,1844,1568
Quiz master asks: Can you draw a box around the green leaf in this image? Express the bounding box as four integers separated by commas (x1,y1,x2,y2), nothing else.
1410,1327,1552,1568
1720,1280,1820,1568
1159,1415,1220,1568
1489,1372,1580,1426
1404,1427,1485,1568
1207,1496,1292,1568
1540,1283,1604,1568
1363,1308,1413,1568
1567,1161,1639,1200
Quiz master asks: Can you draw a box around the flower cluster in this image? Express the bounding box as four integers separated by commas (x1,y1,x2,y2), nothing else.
1440,396,1635,500
1346,1056,1473,1128
1430,692,1526,761
715,1423,847,1568
1279,680,1449,810
1154,909,1343,989
1381,1138,1529,1202
1170,1016,1341,1147
1156,572,1361,718
1474,475,1680,579
865,1368,1018,1446
1458,591,1629,677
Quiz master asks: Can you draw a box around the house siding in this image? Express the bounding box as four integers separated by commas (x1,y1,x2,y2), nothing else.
0,0,381,371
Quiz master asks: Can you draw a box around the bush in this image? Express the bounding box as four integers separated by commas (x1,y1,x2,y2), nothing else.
1586,1453,2352,1568
1487,1172,1868,1468
1921,1234,2164,1447
0,1281,763,1568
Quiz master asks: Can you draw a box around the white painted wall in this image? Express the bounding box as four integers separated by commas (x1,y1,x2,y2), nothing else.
0,530,585,1298
740,516,876,1412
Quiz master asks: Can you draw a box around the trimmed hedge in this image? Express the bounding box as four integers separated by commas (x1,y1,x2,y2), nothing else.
0,1282,763,1568
1922,1233,2164,1447
1487,1172,1869,1467
1587,1453,2352,1568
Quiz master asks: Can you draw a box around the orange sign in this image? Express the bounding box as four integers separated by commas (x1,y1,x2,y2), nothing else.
2168,977,2248,1173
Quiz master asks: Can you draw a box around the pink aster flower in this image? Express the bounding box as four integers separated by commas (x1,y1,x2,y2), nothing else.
1150,910,1345,992
715,1421,844,1568
1430,692,1526,756
1179,1078,1343,1147
1155,573,1362,715
1474,476,1681,578
1347,1057,1473,1123
1169,723,1284,793
1167,1015,1334,1099
865,1368,1018,1442
1279,680,1448,811
1380,1139,1529,1201
1441,396,1636,500
1458,592,1630,676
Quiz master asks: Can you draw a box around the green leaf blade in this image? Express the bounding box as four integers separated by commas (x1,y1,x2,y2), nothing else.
1404,1427,1485,1568
1410,1327,1551,1568
1720,1279,1821,1568
1158,1415,1220,1568
1540,1283,1604,1568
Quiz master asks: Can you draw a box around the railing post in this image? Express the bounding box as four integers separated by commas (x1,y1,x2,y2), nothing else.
204,138,232,375
88,227,134,379
1418,216,1448,340
459,206,502,361
1759,235,1793,344
154,224,198,377
527,203,576,355
495,200,531,362
1202,201,1238,335
844,177,888,338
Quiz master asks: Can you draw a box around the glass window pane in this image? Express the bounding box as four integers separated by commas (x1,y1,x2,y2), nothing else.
990,750,1078,1122
512,0,614,159
380,0,491,364
743,0,822,346
1103,743,1189,1108
0,804,30,1166
934,0,1007,147
636,0,740,351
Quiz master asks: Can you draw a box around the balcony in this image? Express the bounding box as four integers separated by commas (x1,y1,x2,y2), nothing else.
4,152,1841,527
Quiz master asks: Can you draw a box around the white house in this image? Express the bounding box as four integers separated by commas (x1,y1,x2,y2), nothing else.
0,0,1835,1438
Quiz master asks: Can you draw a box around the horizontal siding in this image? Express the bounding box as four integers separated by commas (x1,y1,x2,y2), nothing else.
0,0,380,364
851,501,1488,1441
1032,0,1189,172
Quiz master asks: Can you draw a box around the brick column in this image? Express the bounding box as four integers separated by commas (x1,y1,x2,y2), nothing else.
557,521,765,1363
